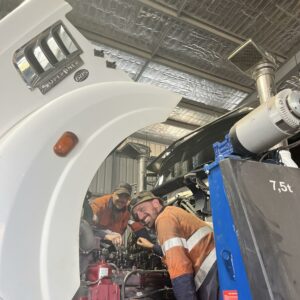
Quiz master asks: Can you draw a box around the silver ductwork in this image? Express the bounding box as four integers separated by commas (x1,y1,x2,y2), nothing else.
252,61,276,104
137,153,148,192
118,142,150,192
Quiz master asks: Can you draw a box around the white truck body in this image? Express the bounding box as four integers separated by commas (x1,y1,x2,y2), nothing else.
0,1,180,299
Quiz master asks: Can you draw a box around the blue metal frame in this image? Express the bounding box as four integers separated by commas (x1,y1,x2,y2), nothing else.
204,135,252,300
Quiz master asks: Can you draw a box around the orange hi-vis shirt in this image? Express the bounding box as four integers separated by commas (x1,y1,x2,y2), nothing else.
155,206,215,290
90,194,130,235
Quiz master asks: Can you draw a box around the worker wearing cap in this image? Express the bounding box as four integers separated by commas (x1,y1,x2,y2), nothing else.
130,191,218,300
90,183,132,246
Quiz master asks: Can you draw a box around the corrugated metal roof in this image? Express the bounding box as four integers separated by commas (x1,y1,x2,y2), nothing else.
94,43,248,110
154,0,300,57
137,61,247,109
93,43,147,79
66,0,252,87
169,106,216,126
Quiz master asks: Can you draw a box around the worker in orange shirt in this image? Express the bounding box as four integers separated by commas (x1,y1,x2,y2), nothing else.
130,191,218,300
90,183,132,247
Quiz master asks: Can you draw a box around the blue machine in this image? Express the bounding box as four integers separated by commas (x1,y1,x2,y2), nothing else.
202,39,300,300
205,136,252,300
205,135,300,300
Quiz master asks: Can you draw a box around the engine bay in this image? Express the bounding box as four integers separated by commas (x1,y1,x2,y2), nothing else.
74,218,176,300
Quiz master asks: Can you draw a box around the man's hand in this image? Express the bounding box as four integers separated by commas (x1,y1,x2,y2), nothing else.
105,233,123,247
137,237,154,250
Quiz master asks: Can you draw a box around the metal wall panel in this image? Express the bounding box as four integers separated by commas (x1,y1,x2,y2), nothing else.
89,153,140,195
127,136,168,156
89,154,114,194
88,137,168,195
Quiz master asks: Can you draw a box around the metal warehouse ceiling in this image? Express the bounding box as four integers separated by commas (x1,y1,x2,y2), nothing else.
2,0,300,144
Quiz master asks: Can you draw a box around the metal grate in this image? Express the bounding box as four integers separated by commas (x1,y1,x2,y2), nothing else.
13,21,82,94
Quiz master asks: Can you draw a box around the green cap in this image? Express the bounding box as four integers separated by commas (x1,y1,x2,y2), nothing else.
129,191,160,213
114,183,131,196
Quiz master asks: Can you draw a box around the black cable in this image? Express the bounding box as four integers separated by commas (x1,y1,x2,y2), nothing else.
258,138,300,163
282,139,300,150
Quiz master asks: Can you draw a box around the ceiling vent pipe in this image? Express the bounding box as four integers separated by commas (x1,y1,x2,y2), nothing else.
118,142,150,192
228,39,289,149
228,39,277,104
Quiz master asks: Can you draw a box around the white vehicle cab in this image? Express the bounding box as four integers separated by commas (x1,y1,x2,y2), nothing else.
0,1,180,299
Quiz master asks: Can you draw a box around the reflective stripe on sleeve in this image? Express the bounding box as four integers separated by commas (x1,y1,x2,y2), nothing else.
162,237,187,255
194,248,216,290
187,226,212,251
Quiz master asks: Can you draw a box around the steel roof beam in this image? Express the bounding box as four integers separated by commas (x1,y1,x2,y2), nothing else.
134,0,189,81
77,26,253,93
179,98,229,117
131,132,175,145
164,118,198,131
275,50,300,86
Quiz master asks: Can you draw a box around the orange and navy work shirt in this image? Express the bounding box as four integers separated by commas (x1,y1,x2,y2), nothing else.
90,194,130,235
155,206,215,290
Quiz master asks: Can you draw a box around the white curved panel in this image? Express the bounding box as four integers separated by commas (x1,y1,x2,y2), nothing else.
0,82,180,299
0,0,130,139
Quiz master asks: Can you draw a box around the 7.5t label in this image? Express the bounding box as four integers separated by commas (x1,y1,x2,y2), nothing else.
269,180,293,193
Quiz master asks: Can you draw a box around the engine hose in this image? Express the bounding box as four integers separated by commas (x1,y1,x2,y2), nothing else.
108,262,119,272
86,278,101,286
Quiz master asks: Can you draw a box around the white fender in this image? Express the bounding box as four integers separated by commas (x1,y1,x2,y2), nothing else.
0,82,180,299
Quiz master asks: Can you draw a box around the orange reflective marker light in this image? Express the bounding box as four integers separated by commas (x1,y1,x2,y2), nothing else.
53,131,79,157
